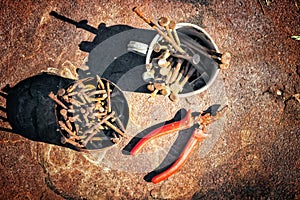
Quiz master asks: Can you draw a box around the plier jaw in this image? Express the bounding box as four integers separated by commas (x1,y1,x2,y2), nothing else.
129,105,228,183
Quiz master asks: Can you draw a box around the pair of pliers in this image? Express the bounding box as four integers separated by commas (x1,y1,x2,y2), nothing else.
130,105,228,183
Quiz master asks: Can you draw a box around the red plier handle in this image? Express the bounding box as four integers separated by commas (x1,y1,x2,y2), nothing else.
130,110,194,156
130,106,228,183
130,109,205,183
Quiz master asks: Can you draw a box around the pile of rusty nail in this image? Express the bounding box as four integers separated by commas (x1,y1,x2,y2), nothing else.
133,7,231,102
48,76,126,150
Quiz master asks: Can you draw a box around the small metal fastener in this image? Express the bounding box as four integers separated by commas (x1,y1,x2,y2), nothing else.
219,52,231,69
82,112,116,146
93,111,108,118
153,43,169,53
114,115,126,133
96,75,105,89
87,89,107,96
111,132,121,144
65,120,73,131
158,17,176,44
172,53,201,65
69,98,84,107
147,84,155,91
60,109,68,120
106,81,111,113
158,59,171,68
95,104,105,113
132,7,186,54
84,84,96,91
67,91,79,97
67,77,93,93
67,108,76,114
169,59,183,84
104,120,127,138
160,87,171,96
87,97,106,102
169,66,196,102
57,88,66,97
69,115,82,123
61,136,84,148
150,83,170,98
169,20,181,46
58,120,80,140
49,91,68,109
165,67,174,84
159,63,171,76
158,49,171,60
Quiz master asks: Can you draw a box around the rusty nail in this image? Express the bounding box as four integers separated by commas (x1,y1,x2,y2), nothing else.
147,84,155,92
158,59,171,68
91,137,103,141
82,112,116,146
61,136,83,148
87,97,105,102
58,121,80,140
153,43,169,53
180,67,196,87
219,52,231,69
69,115,82,123
158,49,171,60
106,81,111,113
159,63,172,76
165,67,174,84
169,20,181,46
169,66,196,102
49,91,68,109
84,84,96,90
169,92,179,102
67,91,78,97
169,59,183,83
66,120,73,131
114,116,126,133
67,108,76,114
57,88,66,96
60,109,68,120
88,89,107,96
104,120,127,138
132,7,186,54
158,17,176,43
69,98,84,107
94,111,108,118
111,132,121,144
96,75,105,89
67,77,93,93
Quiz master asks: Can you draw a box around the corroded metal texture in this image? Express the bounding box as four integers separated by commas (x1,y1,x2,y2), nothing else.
0,0,299,199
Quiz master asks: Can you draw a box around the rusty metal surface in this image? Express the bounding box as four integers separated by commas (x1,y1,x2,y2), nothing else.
0,0,299,199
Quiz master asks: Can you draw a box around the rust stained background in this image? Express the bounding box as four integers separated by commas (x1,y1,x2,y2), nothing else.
0,0,299,199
